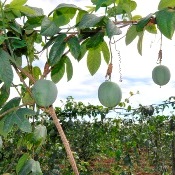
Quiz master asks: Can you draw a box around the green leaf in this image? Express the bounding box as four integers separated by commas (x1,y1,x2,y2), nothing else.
10,5,35,15
24,16,45,30
16,153,30,174
137,32,144,55
9,21,22,35
78,39,88,61
49,3,80,16
51,57,65,83
0,84,10,108
67,36,81,59
0,97,21,115
65,56,73,81
53,7,77,27
78,14,104,29
41,17,60,36
32,66,41,80
19,159,42,175
156,8,175,39
106,19,122,38
94,0,108,11
9,0,27,7
0,36,7,45
125,25,138,45
25,6,44,17
42,36,57,51
122,1,137,19
136,13,153,32
22,92,35,105
49,34,66,66
158,0,175,10
87,47,101,75
76,10,87,24
100,41,110,64
11,39,26,49
3,108,35,134
92,0,115,10
86,31,104,48
0,49,13,87
34,124,47,143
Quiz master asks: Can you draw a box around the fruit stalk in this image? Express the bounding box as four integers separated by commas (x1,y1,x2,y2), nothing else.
48,106,79,175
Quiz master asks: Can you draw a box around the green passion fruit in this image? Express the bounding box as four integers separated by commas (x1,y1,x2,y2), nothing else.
98,81,122,108
32,79,58,107
152,65,170,86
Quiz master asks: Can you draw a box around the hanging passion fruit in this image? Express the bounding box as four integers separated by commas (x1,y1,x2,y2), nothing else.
32,79,58,107
98,81,122,108
152,65,170,86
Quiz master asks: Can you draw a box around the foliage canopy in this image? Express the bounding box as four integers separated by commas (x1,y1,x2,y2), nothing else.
0,0,175,174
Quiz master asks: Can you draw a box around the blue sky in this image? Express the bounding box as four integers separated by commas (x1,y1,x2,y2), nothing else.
7,0,175,111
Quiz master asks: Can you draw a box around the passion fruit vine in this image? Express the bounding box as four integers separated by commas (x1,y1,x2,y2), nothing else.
98,81,122,108
32,79,58,107
152,65,170,86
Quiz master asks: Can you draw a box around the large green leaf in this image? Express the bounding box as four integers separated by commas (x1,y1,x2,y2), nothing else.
100,41,110,64
158,0,175,10
65,56,73,81
51,57,65,83
19,159,42,175
67,36,81,59
40,17,60,36
0,84,10,108
78,14,104,29
122,1,137,19
9,21,22,35
87,47,101,75
25,6,44,17
49,34,67,66
86,31,104,48
9,0,27,7
49,3,81,16
53,6,77,27
0,49,13,88
107,0,136,18
16,153,30,174
125,25,138,45
3,108,35,134
156,8,175,39
136,13,153,32
0,97,21,114
24,16,45,29
33,124,47,143
8,2,35,15
106,19,122,38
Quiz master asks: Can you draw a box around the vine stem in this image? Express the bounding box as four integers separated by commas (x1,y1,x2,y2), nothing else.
47,106,79,175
